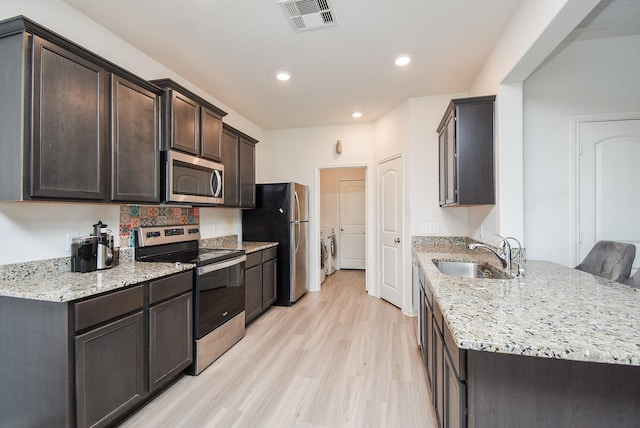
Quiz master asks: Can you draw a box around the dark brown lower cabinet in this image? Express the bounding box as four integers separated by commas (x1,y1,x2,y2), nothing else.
75,271,193,427
421,273,466,428
419,266,640,428
262,257,277,307
444,349,466,428
418,268,433,397
0,270,193,427
149,291,193,392
434,321,445,428
245,252,263,323
75,311,146,428
245,246,278,324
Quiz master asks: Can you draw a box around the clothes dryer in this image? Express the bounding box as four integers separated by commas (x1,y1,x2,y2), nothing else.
326,228,337,275
320,229,329,284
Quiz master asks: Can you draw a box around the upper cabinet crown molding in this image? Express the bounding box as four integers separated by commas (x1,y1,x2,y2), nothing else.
0,15,160,94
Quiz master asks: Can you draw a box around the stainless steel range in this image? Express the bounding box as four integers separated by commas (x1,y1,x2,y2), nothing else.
134,225,246,375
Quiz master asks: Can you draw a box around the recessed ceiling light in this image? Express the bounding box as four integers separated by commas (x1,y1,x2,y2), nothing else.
352,112,363,119
395,55,411,66
276,72,291,81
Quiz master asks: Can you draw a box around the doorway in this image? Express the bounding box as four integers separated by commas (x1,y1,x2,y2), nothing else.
319,167,367,285
338,179,366,270
577,115,640,271
378,155,403,309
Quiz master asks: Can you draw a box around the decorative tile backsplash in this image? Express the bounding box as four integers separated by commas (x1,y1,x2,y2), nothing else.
119,205,200,247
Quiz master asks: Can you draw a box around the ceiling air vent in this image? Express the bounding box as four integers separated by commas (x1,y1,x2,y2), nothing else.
279,0,337,32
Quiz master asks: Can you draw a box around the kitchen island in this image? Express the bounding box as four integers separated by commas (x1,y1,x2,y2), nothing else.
413,238,640,428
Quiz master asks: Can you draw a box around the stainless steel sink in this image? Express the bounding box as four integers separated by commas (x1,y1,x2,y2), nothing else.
435,260,512,280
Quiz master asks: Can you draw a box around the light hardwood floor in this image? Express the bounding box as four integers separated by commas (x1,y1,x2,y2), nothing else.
119,270,437,427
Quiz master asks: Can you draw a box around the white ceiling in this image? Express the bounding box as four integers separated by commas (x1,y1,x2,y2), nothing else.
61,0,638,131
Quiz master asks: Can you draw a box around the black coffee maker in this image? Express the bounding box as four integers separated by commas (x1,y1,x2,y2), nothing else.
93,221,115,270
70,236,98,273
70,221,116,273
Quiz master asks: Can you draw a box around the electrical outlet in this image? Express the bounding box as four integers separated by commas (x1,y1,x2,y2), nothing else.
420,223,440,234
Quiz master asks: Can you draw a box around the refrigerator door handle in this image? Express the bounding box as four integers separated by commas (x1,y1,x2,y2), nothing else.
294,190,301,223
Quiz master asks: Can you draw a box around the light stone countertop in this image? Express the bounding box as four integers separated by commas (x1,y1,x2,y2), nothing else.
413,243,640,366
0,257,194,303
0,238,279,303
201,240,278,254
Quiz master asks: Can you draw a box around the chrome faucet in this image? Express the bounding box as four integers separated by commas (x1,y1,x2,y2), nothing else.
503,236,525,277
468,240,511,272
468,236,525,277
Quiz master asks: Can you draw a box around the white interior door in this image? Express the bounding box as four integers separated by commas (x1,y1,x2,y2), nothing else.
339,180,366,269
578,118,640,269
379,156,403,308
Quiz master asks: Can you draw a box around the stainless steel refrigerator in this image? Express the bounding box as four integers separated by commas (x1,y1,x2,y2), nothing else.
242,182,309,305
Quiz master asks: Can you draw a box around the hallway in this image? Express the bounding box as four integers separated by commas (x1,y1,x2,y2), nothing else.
120,270,435,427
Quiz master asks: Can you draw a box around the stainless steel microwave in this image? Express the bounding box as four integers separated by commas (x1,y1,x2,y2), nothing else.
164,150,224,205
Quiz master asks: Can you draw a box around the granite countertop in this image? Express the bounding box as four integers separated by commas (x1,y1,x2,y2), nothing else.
0,237,279,303
413,241,640,366
0,255,194,303
200,239,278,254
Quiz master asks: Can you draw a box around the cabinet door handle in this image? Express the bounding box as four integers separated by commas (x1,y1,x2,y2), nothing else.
222,311,229,317
394,238,401,243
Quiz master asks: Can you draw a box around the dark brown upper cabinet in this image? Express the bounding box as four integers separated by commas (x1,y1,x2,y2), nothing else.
437,95,496,207
151,79,227,162
221,124,258,208
111,75,161,202
201,106,224,161
0,16,162,203
31,36,110,200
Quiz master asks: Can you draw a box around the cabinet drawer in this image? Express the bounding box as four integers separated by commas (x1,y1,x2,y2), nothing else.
74,285,144,332
262,246,277,262
444,322,466,381
245,251,262,269
150,271,193,305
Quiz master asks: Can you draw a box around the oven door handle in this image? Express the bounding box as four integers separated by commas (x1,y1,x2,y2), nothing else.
196,255,246,276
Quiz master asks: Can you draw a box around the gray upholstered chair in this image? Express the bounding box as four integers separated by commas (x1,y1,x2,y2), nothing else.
575,240,636,282
624,269,640,289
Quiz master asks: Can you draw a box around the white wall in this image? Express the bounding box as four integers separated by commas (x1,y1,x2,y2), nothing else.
262,124,376,293
373,101,413,313
0,202,120,264
408,94,469,237
523,34,640,266
0,0,262,264
467,0,600,247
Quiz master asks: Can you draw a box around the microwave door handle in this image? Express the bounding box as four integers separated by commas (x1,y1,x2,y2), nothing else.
211,170,222,197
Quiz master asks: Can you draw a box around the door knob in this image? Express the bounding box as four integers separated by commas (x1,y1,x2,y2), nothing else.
394,238,401,243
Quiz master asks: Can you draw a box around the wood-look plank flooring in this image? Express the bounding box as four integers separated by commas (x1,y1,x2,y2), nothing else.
119,270,436,427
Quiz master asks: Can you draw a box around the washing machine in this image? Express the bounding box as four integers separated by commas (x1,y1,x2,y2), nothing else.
320,229,329,284
326,228,337,275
